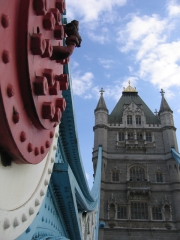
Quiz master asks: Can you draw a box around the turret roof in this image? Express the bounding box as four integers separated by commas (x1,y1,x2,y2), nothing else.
159,89,173,114
95,88,108,112
108,84,159,124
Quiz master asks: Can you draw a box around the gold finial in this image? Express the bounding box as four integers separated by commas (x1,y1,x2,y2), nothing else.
123,81,137,92
99,88,105,96
160,89,165,96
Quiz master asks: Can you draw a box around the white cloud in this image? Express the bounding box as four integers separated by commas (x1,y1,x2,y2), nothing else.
167,0,180,17
66,0,127,23
116,7,180,92
85,173,90,180
72,72,94,96
118,15,167,53
88,30,110,44
98,58,115,69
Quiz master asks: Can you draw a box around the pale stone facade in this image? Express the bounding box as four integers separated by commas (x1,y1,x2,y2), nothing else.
93,86,180,240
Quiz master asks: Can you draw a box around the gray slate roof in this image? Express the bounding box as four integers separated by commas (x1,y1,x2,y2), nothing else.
95,95,108,112
159,95,173,114
108,92,160,124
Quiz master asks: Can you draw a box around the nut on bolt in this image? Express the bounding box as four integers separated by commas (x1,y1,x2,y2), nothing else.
55,0,66,14
43,69,54,86
49,8,60,24
54,24,64,40
51,107,61,122
33,0,47,15
49,81,60,95
42,39,53,58
34,76,48,95
31,33,46,55
42,102,55,119
43,12,56,30
56,98,66,112
55,74,68,90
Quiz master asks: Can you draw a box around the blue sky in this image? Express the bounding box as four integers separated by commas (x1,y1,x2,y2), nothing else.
65,0,180,188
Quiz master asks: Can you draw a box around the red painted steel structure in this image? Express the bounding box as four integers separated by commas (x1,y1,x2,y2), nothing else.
0,0,78,164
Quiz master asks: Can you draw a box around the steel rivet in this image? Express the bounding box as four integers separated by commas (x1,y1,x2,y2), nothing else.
20,131,27,142
45,141,50,148
28,143,33,152
50,131,54,138
40,146,45,154
1,14,10,28
7,84,14,97
35,147,39,156
2,50,11,64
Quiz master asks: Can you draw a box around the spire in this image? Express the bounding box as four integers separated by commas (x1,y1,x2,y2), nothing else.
95,88,108,112
159,89,173,114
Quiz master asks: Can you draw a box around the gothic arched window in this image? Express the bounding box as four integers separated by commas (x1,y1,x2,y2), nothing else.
131,202,148,219
152,207,162,220
127,115,132,124
130,165,146,181
112,171,119,182
156,172,163,182
146,133,152,142
136,115,141,125
117,206,127,219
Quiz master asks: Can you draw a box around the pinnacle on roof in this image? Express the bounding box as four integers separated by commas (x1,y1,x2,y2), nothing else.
95,88,108,112
159,89,173,114
123,81,137,93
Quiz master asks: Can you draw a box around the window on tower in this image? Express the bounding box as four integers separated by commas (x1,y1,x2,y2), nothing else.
128,132,134,140
146,133,152,142
119,132,124,141
127,115,132,124
117,206,127,219
137,132,143,140
112,171,119,182
131,202,148,219
156,172,163,182
136,115,141,125
152,207,162,220
130,165,146,181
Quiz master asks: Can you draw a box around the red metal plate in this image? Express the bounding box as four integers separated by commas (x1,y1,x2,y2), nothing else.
0,0,67,164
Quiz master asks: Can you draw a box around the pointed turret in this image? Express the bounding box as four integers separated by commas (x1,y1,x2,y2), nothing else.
158,89,178,152
95,88,108,112
93,88,108,153
159,89,173,114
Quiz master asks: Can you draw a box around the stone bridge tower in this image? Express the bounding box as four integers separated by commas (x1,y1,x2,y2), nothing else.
93,83,180,240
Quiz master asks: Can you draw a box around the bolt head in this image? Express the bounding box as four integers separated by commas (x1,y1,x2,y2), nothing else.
43,12,56,30
51,107,61,122
42,39,53,58
42,102,55,119
49,81,60,95
43,69,54,86
34,76,48,95
56,98,66,112
31,33,46,55
54,24,64,40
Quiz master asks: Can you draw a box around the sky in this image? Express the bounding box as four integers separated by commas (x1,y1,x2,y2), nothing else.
65,0,180,189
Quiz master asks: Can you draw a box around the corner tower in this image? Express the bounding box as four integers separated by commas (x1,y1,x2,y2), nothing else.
95,83,180,240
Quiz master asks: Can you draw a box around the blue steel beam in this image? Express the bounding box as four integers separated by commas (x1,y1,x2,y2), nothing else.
51,147,102,240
